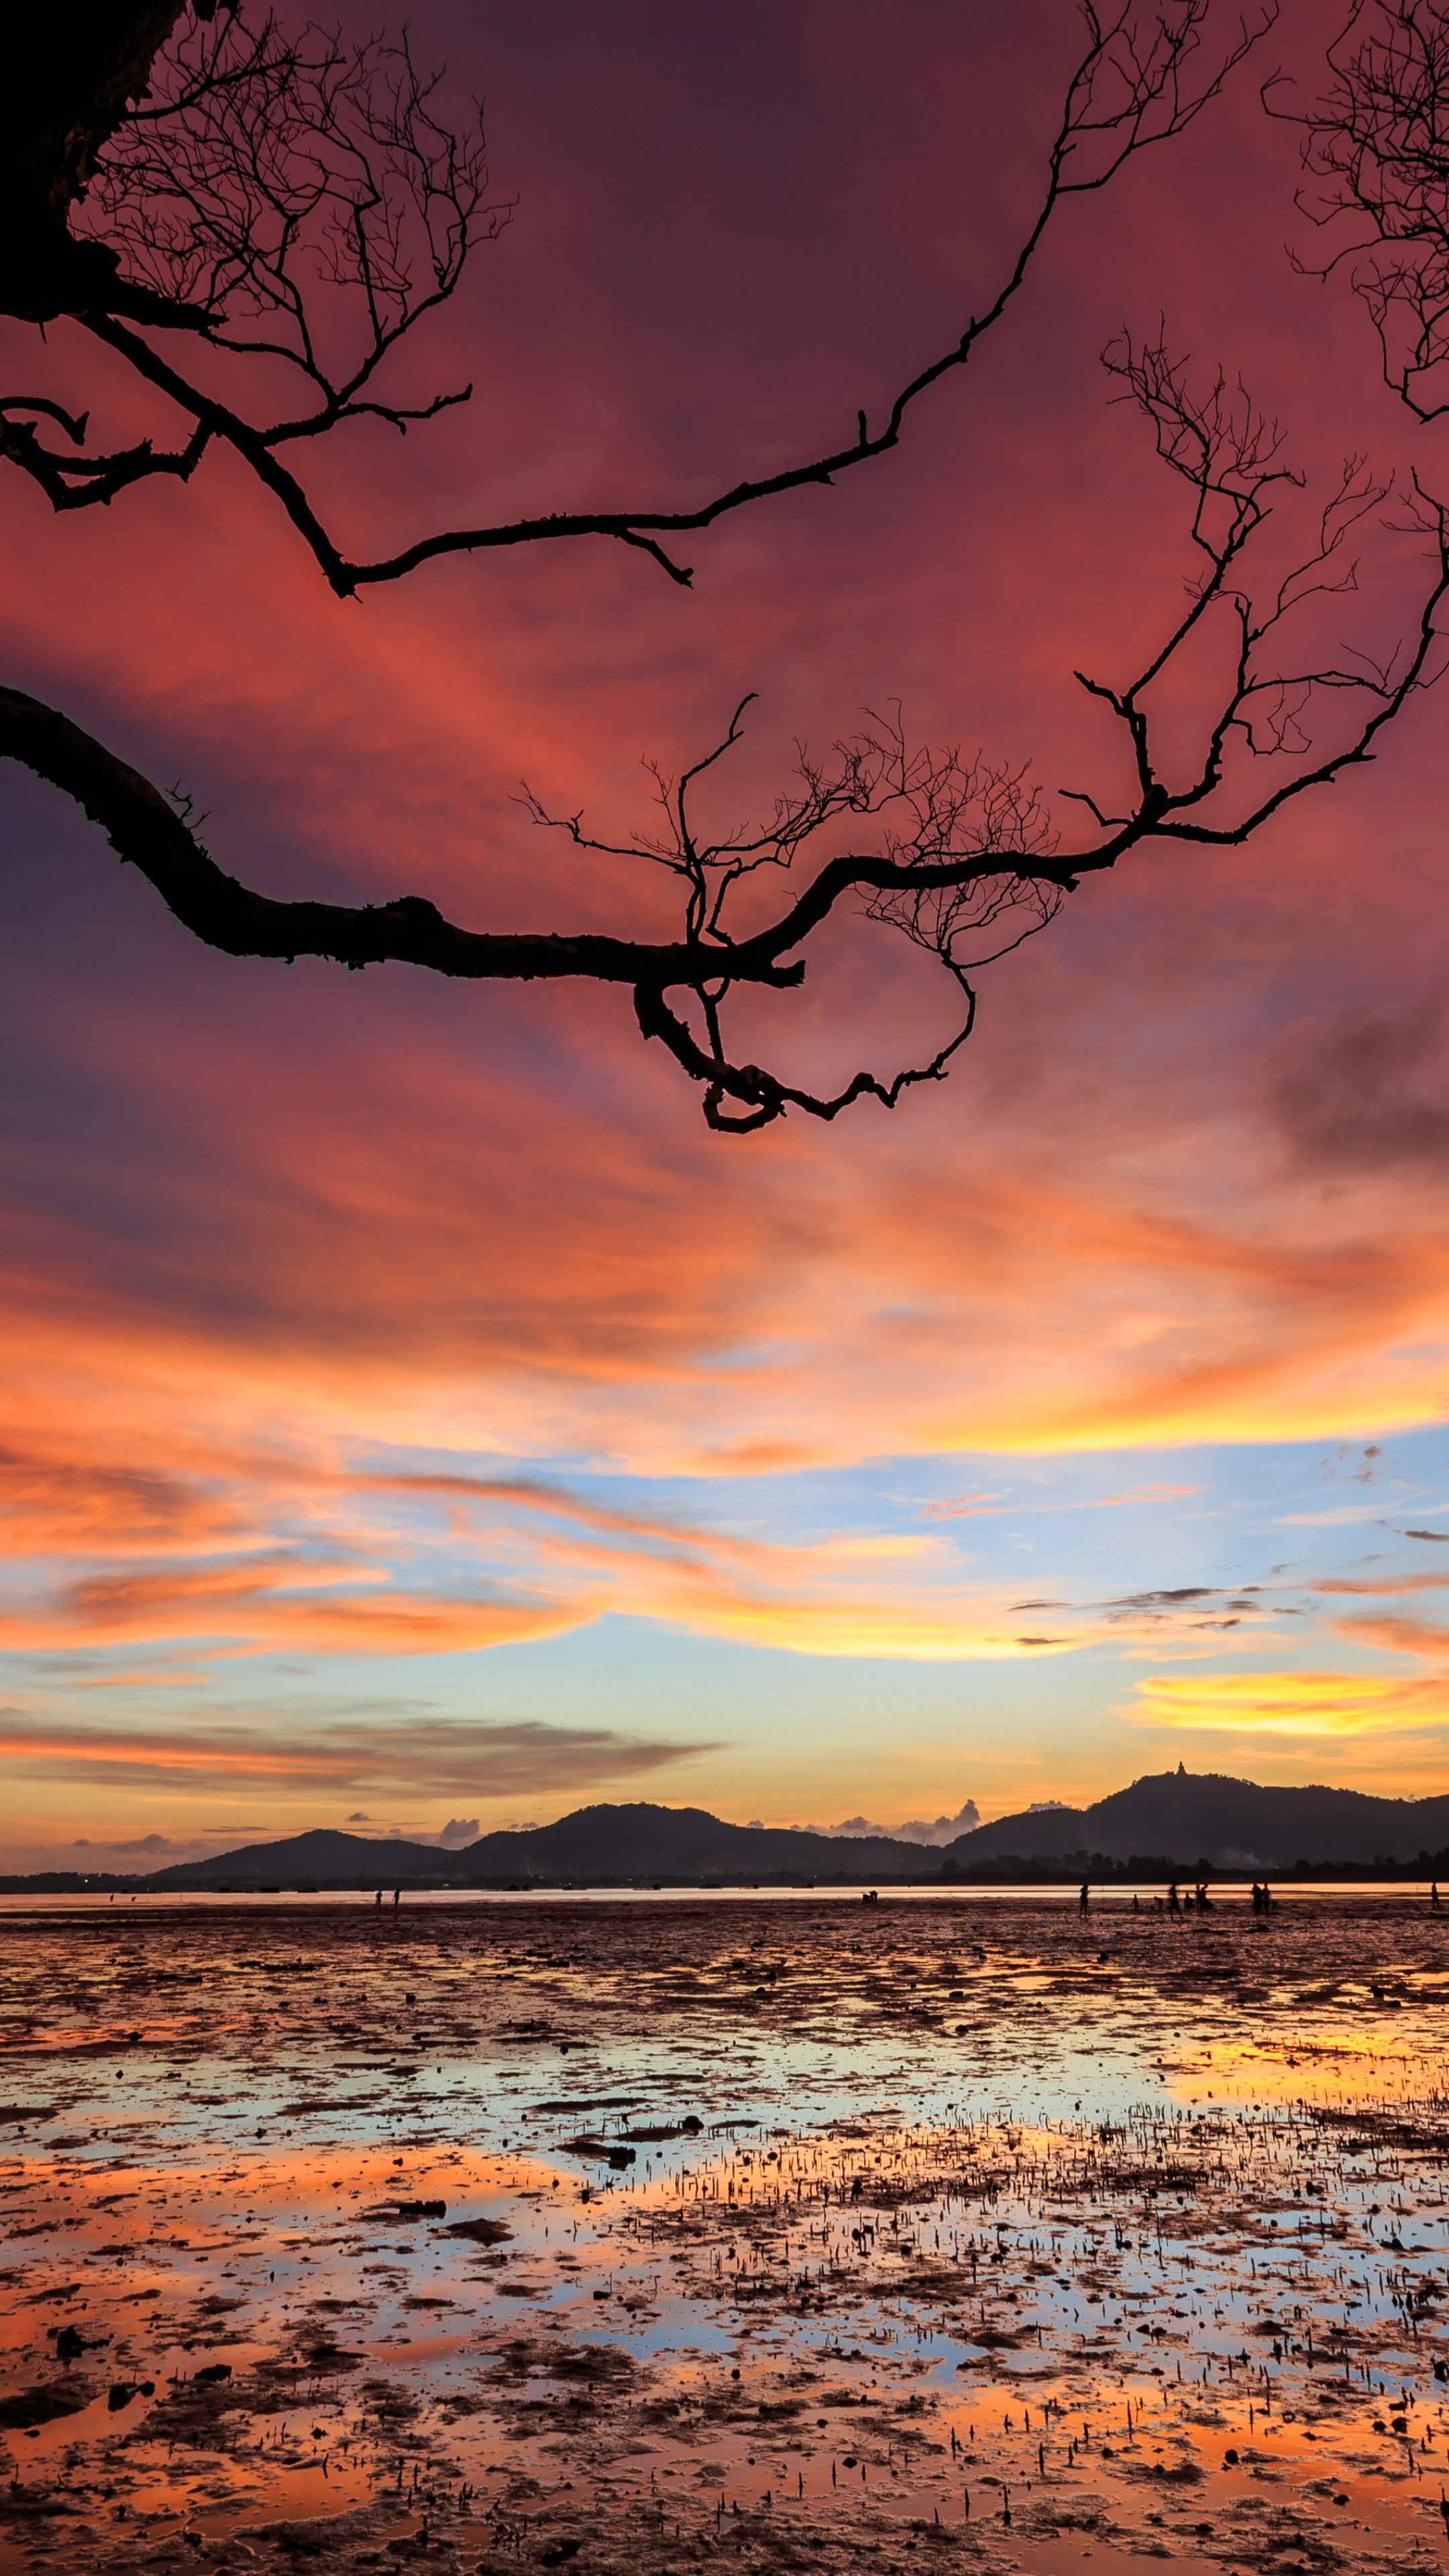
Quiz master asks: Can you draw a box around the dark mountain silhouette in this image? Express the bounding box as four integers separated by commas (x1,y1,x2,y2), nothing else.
455,1803,925,1885
144,1828,461,1890
948,1768,1449,1870
138,1813,938,1896
11,1771,1449,1896
138,1807,936,1890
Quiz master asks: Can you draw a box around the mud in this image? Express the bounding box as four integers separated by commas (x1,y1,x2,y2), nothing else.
3,1892,1449,2575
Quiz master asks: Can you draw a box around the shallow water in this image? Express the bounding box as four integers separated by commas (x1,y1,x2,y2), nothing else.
3,1892,1448,2573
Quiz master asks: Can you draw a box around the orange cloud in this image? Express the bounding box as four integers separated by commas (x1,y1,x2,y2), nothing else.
0,1546,584,1656
1333,1614,1449,1660
0,1444,241,1552
1316,1575,1449,1596
1128,1670,1449,1737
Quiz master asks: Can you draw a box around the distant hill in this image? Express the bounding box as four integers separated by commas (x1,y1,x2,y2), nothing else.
455,1802,928,1886
145,1828,460,1891
947,1768,1449,1870
129,1807,934,1892
9,1770,1449,1896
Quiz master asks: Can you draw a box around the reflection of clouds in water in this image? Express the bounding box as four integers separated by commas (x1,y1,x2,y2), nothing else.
3,1896,1449,2571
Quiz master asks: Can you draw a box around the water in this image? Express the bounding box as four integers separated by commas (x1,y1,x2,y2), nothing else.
2,1892,1447,2573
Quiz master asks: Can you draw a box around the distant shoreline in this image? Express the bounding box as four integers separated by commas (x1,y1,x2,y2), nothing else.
3,1871,1447,1906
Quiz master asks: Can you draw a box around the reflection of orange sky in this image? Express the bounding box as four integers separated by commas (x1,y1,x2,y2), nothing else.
32,2141,558,2212
25,2138,767,2231
9,9,1449,1843
1165,2023,1445,2108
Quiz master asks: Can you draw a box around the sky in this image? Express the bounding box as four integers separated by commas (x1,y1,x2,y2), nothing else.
7,0,1449,1871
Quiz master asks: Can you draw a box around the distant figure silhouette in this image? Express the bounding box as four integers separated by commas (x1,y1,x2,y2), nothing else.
1079,1880,1089,1914
392,1885,400,1908
1167,1881,1181,1915
374,1889,382,1909
1195,1881,1210,1910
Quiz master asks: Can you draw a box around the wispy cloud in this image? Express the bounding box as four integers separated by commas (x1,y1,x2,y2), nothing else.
1128,1670,1449,1737
0,1424,1100,1666
1316,1574,1449,1597
1334,1613,1449,1660
1279,1507,1401,1527
0,1552,585,1657
0,1715,710,1796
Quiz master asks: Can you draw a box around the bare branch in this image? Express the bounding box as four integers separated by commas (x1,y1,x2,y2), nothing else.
8,13,1442,1138
79,12,504,418
1277,1,1449,419
1065,344,1449,861
6,350,1441,1134
0,680,810,992
4,1,1277,594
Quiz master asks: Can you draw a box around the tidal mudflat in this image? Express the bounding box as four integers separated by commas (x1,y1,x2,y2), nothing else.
3,1893,1449,2576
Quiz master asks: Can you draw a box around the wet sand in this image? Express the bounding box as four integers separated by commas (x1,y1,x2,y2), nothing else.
3,1892,1449,2575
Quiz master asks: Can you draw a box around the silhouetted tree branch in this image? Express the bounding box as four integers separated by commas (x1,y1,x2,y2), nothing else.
7,5,1437,1132
1,0,1274,592
1,3,212,331
1280,0,1449,420
5,340,1444,1130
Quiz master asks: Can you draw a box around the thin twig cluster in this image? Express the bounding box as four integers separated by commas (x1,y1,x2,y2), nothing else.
1283,0,1449,419
83,11,500,429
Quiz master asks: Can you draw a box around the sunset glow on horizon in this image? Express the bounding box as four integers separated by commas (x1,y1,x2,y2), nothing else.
9,0,1449,1870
